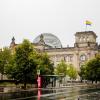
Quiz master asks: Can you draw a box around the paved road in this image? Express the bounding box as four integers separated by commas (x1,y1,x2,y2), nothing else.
0,84,100,100
10,85,100,100
31,86,100,100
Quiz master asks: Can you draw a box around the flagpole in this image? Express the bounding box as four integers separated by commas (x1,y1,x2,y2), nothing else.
85,24,87,32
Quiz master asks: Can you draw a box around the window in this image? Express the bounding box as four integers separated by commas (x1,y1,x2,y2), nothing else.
66,55,73,62
80,54,86,61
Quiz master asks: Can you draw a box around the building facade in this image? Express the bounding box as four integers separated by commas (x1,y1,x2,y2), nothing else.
10,31,100,71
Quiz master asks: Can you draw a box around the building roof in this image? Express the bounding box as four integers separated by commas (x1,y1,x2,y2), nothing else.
75,31,97,38
33,33,62,48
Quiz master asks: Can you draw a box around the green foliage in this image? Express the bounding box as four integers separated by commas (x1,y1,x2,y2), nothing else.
37,53,54,75
55,60,78,80
55,60,68,76
78,64,87,80
5,39,54,88
67,64,78,80
5,55,16,78
86,54,100,81
0,47,12,79
79,54,100,82
6,39,38,89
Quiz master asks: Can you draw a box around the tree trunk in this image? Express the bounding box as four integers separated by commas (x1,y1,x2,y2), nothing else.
24,83,26,89
92,80,93,84
95,80,97,84
1,74,3,80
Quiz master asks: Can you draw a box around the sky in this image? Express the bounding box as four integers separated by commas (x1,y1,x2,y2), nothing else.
0,0,100,48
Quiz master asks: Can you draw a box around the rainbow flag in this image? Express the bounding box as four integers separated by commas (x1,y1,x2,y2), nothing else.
85,20,92,25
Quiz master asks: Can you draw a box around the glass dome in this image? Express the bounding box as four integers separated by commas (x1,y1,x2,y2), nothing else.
33,33,62,48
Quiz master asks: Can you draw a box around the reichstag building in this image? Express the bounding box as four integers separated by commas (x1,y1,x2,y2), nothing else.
10,31,100,70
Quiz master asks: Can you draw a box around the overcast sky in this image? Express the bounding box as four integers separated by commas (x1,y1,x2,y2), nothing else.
0,0,100,48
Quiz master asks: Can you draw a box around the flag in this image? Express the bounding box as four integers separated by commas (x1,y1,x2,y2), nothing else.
85,20,92,25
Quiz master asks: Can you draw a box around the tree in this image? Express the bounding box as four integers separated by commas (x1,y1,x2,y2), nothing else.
8,39,37,89
37,53,54,75
5,39,55,88
67,64,78,80
4,54,16,79
79,54,100,83
55,60,68,76
55,61,78,80
0,47,12,80
86,54,100,83
78,64,87,82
